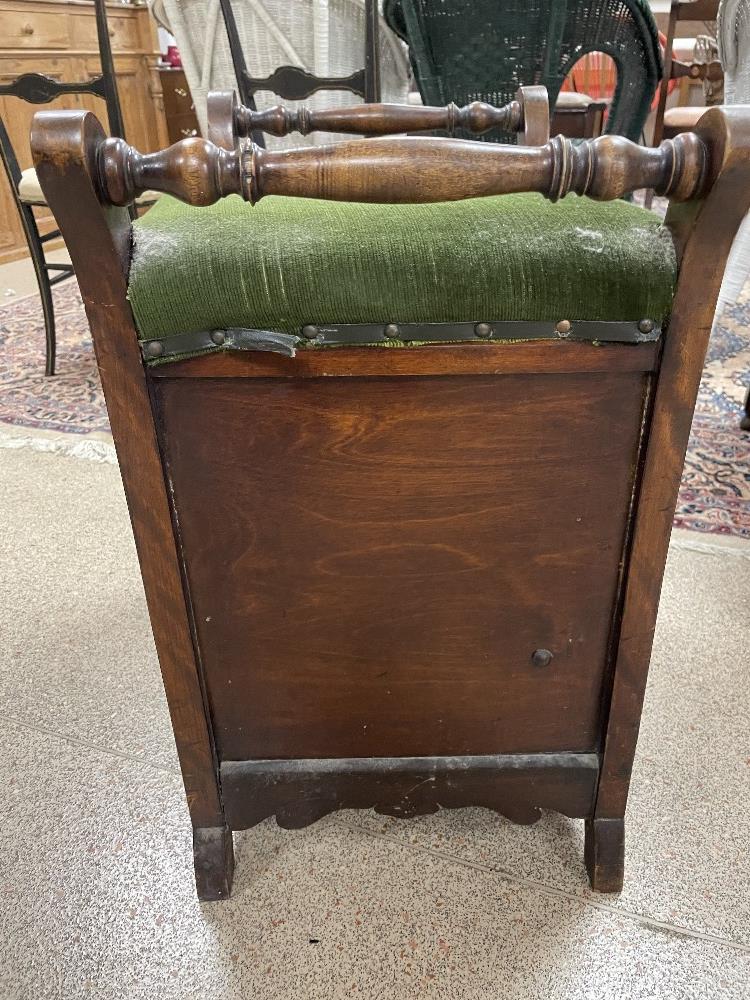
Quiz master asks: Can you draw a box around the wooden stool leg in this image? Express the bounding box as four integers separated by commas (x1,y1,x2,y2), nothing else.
193,825,234,901
584,817,625,893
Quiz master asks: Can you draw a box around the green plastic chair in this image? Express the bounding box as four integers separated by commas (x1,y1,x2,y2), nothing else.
385,0,662,142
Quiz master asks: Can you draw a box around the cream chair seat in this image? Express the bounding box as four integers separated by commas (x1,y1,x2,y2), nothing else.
18,166,161,206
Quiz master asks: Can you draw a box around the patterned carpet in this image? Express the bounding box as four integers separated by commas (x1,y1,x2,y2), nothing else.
1,280,749,539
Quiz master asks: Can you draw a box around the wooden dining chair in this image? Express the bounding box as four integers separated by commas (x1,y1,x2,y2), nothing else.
30,98,750,900
0,0,125,376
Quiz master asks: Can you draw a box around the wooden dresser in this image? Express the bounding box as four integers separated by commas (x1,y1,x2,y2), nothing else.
0,0,169,263
159,67,200,144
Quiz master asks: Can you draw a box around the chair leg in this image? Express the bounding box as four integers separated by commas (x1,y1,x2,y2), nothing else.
20,205,57,376
39,265,57,377
584,816,625,893
741,387,750,432
193,825,234,901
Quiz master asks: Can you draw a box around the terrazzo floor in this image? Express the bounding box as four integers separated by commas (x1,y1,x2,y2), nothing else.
1,445,749,998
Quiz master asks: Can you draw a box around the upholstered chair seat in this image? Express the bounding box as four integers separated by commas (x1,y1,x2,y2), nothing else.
128,193,677,354
17,166,161,208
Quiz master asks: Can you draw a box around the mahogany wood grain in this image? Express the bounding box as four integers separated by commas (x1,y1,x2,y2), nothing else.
205,84,549,149
152,341,659,380
593,107,750,827
152,371,648,761
29,105,750,899
93,129,707,208
30,111,229,892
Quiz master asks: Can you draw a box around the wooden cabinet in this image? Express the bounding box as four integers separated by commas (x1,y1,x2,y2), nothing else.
0,0,166,263
159,67,200,144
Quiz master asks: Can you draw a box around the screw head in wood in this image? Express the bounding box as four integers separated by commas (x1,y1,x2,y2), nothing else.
474,322,493,338
555,320,572,337
531,648,553,668
384,323,400,339
302,324,319,339
211,330,226,346
638,318,654,334
145,340,163,358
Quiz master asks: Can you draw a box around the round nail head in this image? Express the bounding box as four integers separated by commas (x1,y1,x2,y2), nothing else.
384,324,400,339
211,330,226,346
555,320,572,336
531,648,553,668
638,318,654,334
302,324,319,339
475,322,492,338
146,340,163,358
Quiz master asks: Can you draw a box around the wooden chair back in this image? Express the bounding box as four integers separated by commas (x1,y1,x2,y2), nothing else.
218,0,381,146
653,0,722,147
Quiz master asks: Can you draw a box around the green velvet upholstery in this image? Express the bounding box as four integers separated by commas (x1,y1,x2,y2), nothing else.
128,193,677,350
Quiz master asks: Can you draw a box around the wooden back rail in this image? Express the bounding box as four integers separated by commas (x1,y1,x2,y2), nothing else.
96,127,706,209
29,106,750,901
205,85,550,150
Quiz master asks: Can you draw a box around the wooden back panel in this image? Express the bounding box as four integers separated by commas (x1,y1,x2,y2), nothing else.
152,351,652,761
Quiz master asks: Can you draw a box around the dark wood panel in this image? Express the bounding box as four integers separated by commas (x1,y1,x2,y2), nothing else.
154,370,648,761
221,753,599,830
153,340,660,379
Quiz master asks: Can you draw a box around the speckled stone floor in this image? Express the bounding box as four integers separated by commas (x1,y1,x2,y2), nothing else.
1,445,749,999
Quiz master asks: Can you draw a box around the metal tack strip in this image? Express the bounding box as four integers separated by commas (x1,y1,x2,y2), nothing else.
140,319,662,362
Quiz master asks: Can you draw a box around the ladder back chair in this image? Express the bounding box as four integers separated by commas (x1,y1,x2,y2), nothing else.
218,0,382,146
653,0,723,148
384,0,662,143
0,0,125,376
31,99,750,900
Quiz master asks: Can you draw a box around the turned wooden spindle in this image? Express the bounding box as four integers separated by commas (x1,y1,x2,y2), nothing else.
96,130,708,209
206,85,549,150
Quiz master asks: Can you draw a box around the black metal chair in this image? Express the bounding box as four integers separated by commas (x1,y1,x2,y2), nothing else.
217,0,381,147
0,0,125,376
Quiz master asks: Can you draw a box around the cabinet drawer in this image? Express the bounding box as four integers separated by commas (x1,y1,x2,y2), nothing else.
166,111,200,144
161,71,194,116
0,9,70,48
72,13,139,52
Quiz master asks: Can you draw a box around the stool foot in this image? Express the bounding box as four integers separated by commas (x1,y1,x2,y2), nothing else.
585,817,624,893
193,825,234,901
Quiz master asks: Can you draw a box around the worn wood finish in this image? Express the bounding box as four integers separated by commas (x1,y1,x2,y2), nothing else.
193,826,234,901
153,371,648,761
31,105,750,900
151,340,660,380
95,129,708,208
594,108,750,823
221,754,599,830
30,111,231,896
585,817,625,892
205,84,549,149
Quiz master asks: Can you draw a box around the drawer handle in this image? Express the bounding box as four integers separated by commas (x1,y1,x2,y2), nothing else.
175,87,188,97
180,128,198,137
21,22,34,35
531,648,553,668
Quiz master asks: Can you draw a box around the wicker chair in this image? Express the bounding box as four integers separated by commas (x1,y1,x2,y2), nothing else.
384,0,662,142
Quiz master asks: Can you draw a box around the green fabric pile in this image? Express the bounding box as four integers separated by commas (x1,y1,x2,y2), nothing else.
128,193,677,348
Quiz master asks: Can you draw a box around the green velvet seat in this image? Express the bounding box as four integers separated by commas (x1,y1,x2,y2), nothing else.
128,193,678,350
